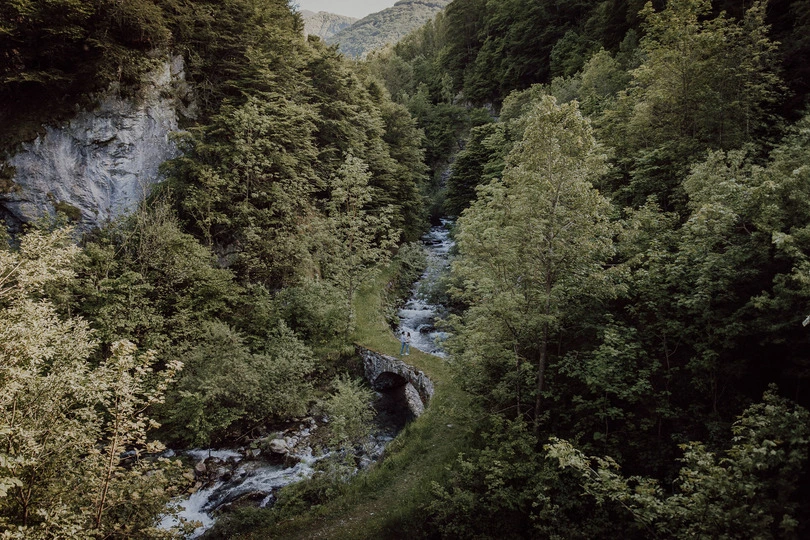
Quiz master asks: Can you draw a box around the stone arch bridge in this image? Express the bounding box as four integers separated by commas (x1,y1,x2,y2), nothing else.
355,345,434,418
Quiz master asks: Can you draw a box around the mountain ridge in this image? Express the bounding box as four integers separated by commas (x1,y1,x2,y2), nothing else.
326,0,452,58
300,9,358,40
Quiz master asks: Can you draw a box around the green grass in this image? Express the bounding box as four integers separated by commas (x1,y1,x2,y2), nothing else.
235,264,473,539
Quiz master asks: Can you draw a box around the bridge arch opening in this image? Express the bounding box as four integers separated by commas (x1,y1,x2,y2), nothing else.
372,371,409,390
371,372,417,432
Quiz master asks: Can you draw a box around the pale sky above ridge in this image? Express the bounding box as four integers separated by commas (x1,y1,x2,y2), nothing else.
293,0,398,19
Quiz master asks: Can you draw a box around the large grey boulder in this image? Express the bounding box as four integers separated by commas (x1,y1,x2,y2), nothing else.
268,439,289,455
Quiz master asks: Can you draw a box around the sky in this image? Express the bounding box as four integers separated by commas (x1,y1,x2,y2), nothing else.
293,0,398,19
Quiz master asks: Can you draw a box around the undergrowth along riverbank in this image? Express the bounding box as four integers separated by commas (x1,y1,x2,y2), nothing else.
210,259,473,539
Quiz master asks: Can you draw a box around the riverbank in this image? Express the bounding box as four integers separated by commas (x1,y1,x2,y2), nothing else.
160,231,449,538
217,256,474,539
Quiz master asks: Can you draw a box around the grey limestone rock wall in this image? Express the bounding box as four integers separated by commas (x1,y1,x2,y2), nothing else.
356,345,435,417
1,55,191,231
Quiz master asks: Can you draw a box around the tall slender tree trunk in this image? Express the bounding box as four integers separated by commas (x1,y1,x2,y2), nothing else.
534,268,554,435
534,326,549,435
345,282,355,337
514,344,521,418
95,405,121,530
21,484,32,527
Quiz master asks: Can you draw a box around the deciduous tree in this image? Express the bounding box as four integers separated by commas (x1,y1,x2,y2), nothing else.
0,227,185,538
450,96,617,431
320,154,399,335
547,387,810,539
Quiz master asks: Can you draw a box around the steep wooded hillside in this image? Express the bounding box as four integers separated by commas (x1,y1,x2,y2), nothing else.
354,0,810,538
4,0,810,538
372,0,809,116
1,0,430,536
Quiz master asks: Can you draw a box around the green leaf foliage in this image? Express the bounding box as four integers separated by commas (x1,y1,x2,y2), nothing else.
6,0,810,536
318,153,399,335
0,227,187,537
160,320,314,447
548,387,810,539
599,0,782,210
449,96,617,428
425,417,628,539
320,374,376,450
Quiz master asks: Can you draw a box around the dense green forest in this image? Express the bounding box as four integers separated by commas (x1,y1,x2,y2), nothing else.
2,0,810,537
1,0,427,536
364,0,810,537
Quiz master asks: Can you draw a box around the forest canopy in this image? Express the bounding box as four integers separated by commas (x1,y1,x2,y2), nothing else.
1,0,429,535
363,0,810,537
2,0,810,537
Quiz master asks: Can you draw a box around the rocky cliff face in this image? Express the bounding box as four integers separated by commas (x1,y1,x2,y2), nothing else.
1,55,191,231
300,10,358,41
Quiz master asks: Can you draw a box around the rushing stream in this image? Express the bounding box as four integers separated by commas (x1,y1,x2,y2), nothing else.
159,221,453,538
159,434,326,537
397,220,453,357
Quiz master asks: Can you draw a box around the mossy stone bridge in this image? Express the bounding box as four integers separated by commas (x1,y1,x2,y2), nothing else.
355,345,435,418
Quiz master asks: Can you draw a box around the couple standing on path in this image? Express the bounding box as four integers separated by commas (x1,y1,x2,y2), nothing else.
399,331,411,355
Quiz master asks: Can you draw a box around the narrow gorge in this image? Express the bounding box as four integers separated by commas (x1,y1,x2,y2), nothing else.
160,221,452,538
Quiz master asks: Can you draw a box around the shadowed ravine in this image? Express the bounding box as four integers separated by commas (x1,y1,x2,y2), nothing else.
160,222,452,538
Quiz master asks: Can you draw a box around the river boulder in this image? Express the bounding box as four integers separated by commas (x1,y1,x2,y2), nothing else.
268,438,289,454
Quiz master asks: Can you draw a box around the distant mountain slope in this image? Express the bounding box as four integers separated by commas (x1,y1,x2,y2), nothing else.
301,10,358,40
326,0,451,58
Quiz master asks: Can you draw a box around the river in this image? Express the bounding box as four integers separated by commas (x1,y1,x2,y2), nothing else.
396,220,453,357
159,220,453,538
